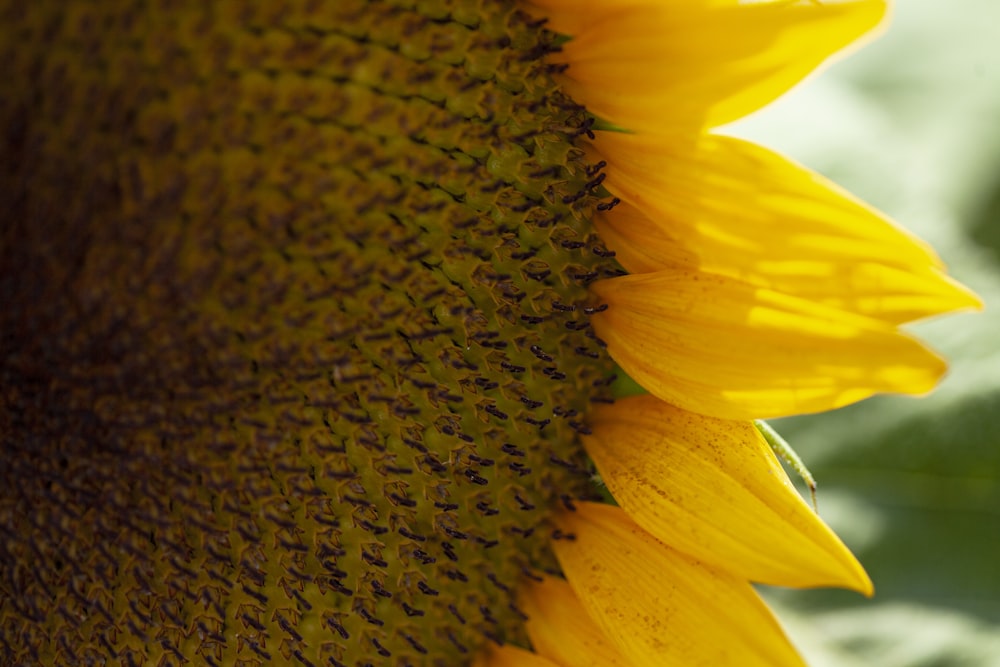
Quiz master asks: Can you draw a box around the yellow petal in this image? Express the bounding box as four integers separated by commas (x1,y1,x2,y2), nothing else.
589,268,947,420
548,1,888,133
520,576,630,667
593,200,981,325
593,201,697,274
474,645,564,667
585,394,873,593
596,131,939,269
552,502,807,667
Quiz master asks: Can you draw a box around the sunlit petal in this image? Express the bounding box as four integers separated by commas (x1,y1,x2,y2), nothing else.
548,0,888,133
590,268,948,420
520,575,630,666
595,132,941,270
585,394,873,593
552,502,807,667
593,196,981,324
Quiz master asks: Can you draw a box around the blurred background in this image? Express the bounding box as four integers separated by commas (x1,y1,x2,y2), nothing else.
728,1,1000,665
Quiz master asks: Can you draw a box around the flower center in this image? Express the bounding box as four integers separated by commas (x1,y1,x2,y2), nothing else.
1,1,620,664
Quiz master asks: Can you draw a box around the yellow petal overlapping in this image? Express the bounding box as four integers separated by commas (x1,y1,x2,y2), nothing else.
520,576,629,666
584,395,872,592
592,200,979,325
590,268,947,419
593,133,938,269
591,132,981,316
552,503,807,667
506,0,977,666
534,0,888,133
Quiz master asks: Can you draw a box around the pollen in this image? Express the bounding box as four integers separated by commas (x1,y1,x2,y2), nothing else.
0,1,620,665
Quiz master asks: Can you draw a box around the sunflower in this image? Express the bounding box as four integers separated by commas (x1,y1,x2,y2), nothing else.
0,1,977,666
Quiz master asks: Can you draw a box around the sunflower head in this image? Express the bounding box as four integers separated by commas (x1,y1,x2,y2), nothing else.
1,1,979,666
1,1,626,663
